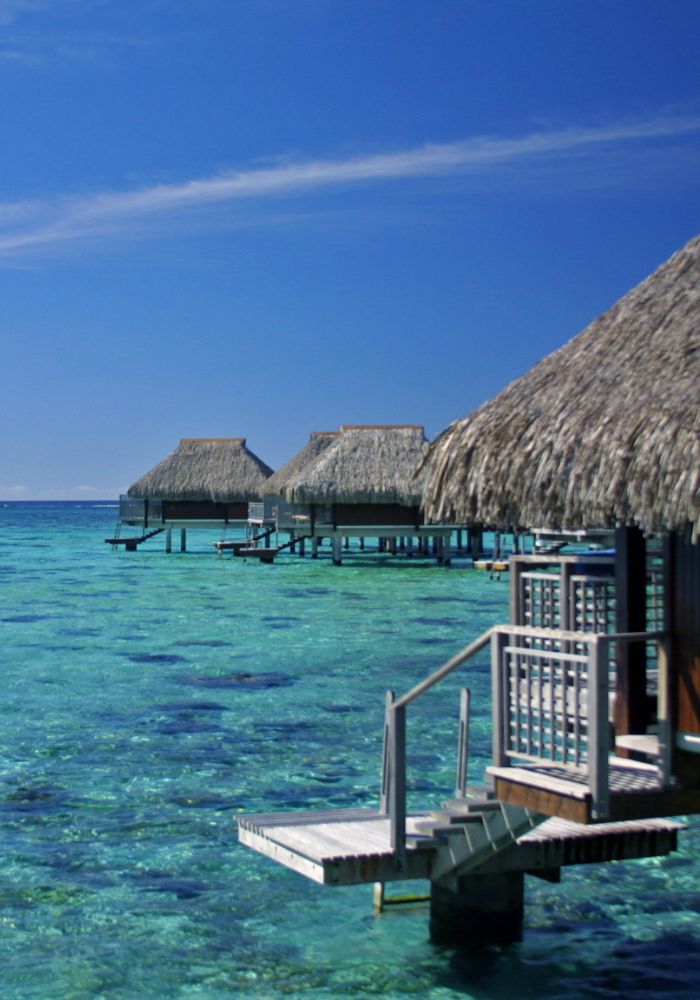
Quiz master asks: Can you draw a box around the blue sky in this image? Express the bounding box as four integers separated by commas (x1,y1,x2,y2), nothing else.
2,0,699,499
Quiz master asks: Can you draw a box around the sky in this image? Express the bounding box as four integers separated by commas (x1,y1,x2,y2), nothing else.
1,0,699,500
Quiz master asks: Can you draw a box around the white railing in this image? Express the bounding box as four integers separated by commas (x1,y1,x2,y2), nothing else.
382,624,670,863
491,625,670,820
247,502,266,522
382,629,493,868
119,496,162,525
276,499,313,530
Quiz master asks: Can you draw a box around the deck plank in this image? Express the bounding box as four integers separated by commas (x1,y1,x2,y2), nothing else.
238,806,682,886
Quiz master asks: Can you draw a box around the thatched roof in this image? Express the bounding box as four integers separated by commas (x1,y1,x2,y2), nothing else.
263,432,339,495
127,438,274,502
282,425,429,505
422,234,700,536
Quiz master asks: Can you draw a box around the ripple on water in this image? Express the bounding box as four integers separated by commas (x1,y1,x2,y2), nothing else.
177,671,295,690
123,653,190,665
2,613,52,623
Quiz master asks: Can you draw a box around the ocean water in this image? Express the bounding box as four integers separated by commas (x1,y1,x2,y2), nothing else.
0,502,698,1000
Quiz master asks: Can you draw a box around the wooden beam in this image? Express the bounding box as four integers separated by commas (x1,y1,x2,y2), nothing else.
614,526,649,736
491,774,591,825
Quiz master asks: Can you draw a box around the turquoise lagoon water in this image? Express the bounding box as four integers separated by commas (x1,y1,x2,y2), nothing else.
0,502,699,999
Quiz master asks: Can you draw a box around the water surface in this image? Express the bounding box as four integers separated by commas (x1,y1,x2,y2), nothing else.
0,503,698,998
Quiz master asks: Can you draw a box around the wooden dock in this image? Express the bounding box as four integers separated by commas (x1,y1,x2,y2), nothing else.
238,805,682,887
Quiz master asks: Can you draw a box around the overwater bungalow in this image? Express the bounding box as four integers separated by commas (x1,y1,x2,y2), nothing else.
246,424,455,564
239,233,700,942
244,431,339,555
113,437,273,551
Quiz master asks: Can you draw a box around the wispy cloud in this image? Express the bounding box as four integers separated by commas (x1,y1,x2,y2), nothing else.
0,1,157,67
2,114,699,259
0,0,104,29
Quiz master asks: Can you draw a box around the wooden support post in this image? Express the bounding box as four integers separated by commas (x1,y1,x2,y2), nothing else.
510,557,522,626
180,528,187,553
435,536,444,563
165,529,172,554
470,527,483,560
298,537,305,557
388,537,397,555
332,536,342,566
589,636,610,820
344,536,350,550
372,882,386,914
457,529,463,551
311,536,319,559
430,872,525,944
614,526,648,737
359,537,365,550
443,533,451,566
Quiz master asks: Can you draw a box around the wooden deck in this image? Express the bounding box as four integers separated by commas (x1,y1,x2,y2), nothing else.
489,757,700,824
238,808,438,885
237,805,682,887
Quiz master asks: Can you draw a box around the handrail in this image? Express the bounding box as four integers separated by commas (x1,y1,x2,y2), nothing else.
393,628,493,709
385,624,670,862
386,628,494,867
493,625,664,643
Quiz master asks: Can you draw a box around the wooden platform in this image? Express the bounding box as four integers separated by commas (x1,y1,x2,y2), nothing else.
237,805,681,886
474,559,509,572
106,528,164,550
489,758,700,824
238,808,437,885
234,547,279,563
213,540,249,553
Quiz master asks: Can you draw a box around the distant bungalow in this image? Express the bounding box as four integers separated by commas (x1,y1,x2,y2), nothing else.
249,425,455,564
113,437,273,551
239,234,700,944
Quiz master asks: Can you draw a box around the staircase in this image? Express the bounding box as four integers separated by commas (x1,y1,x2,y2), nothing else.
105,527,165,550
410,786,545,889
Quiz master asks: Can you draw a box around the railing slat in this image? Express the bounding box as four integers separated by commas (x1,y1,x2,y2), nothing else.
385,622,666,861
389,704,406,869
380,691,395,814
455,688,470,798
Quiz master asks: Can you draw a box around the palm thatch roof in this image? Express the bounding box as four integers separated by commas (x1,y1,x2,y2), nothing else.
263,432,339,495
422,234,700,536
127,438,274,502
282,425,429,505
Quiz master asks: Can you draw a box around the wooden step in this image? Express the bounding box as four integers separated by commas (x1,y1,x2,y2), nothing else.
615,734,659,758
413,812,486,836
